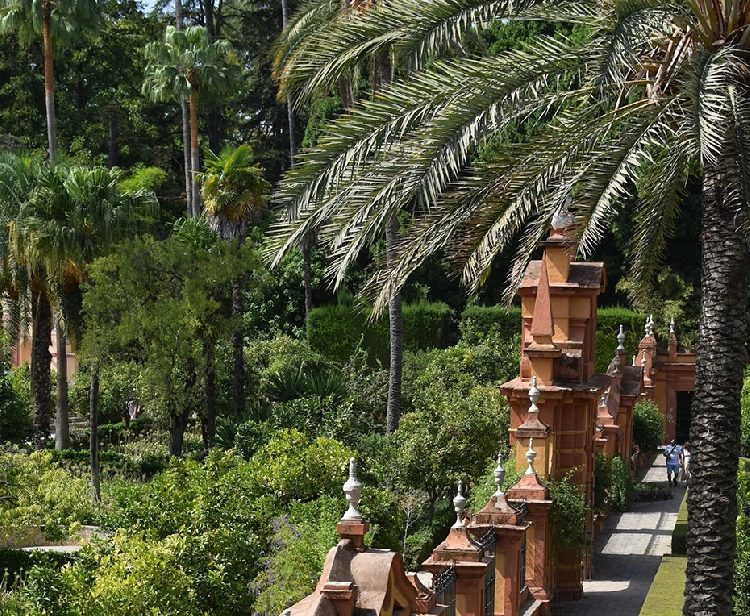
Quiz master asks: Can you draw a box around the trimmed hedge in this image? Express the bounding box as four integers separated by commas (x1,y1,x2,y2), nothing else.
671,490,689,555
307,301,454,365
459,305,522,342
49,448,168,479
595,306,647,373
639,555,687,616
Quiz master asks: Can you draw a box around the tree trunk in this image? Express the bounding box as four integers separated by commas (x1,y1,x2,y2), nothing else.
90,366,100,502
385,216,403,434
169,407,190,457
683,162,748,616
189,83,201,217
54,316,70,450
208,106,221,155
175,0,192,215
31,288,53,448
42,1,57,161
232,276,245,418
107,108,118,168
202,340,217,454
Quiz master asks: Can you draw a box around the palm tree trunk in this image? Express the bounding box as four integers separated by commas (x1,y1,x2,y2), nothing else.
189,84,201,217
175,0,192,214
90,365,100,502
54,316,70,450
683,162,748,616
42,1,57,161
31,287,53,448
385,216,403,434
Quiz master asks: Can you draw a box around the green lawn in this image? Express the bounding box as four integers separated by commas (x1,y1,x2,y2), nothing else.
640,555,687,616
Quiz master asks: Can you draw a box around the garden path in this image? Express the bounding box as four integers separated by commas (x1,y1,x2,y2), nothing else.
551,453,685,616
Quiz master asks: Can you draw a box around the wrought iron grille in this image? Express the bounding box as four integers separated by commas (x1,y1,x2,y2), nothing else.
478,528,496,616
434,565,457,616
520,531,528,595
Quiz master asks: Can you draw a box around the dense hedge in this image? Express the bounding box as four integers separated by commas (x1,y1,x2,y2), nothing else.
595,307,647,373
307,301,454,365
0,549,73,588
459,305,522,342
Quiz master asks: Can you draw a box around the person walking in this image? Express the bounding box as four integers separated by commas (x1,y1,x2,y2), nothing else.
664,438,682,486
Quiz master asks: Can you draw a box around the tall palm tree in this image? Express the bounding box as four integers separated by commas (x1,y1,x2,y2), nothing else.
271,1,750,613
0,0,98,160
11,164,158,449
196,144,269,421
143,25,238,217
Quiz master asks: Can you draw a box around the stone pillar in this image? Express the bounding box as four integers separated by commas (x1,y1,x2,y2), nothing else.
508,443,552,612
423,482,488,616
468,455,531,616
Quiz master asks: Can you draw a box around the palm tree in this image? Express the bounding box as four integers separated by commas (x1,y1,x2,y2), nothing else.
11,164,158,449
143,25,238,217
0,0,98,160
196,144,269,422
271,1,750,613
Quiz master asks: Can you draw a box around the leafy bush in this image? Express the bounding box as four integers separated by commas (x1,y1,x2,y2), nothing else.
459,305,522,343
736,462,750,615
633,399,664,453
69,361,142,425
0,447,94,543
548,471,587,554
0,374,31,444
609,455,632,512
741,371,750,457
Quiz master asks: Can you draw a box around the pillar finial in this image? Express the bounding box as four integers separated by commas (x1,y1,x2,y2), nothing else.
526,438,537,475
646,315,654,337
641,350,647,368
617,324,626,352
452,480,467,528
342,458,363,520
669,317,675,335
493,453,506,498
529,376,540,414
613,352,621,374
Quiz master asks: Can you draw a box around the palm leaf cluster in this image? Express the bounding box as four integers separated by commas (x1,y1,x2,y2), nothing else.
270,0,750,313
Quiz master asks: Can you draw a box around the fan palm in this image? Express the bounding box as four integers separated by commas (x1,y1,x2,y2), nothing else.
197,144,269,421
0,0,98,160
143,25,239,217
10,163,158,449
271,1,750,613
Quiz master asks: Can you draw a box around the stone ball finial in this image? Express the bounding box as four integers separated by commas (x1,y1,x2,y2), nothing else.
670,317,675,335
617,324,626,352
646,315,655,337
453,480,467,528
529,376,540,414
493,453,506,498
342,457,363,520
526,438,537,476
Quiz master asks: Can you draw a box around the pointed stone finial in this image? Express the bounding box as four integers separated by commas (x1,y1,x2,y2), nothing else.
669,317,675,335
452,480,467,528
632,355,637,366
613,352,621,374
342,458,363,520
526,438,537,475
493,453,506,498
641,350,647,367
529,376,540,414
617,324,626,352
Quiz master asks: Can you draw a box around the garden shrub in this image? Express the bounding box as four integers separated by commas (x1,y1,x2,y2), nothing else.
609,455,632,512
741,370,750,457
0,447,94,543
633,399,664,453
0,374,31,444
736,461,750,615
548,471,587,555
0,549,72,589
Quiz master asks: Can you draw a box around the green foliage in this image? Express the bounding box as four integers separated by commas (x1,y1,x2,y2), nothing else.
633,400,664,453
0,447,94,543
69,361,142,425
307,301,454,366
250,497,342,614
609,455,632,512
639,555,687,616
119,165,168,192
595,307,646,374
741,370,750,457
0,373,31,444
548,471,587,554
736,462,750,615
